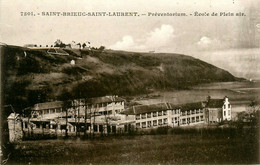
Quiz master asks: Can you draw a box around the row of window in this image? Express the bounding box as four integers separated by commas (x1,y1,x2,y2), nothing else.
136,109,203,120
181,116,204,124
136,118,168,128
98,110,113,115
40,108,63,115
28,123,109,133
223,110,231,116
172,117,179,122
223,104,231,109
135,110,181,120
181,109,203,116
72,101,124,108
39,108,123,116
136,111,166,120
98,109,123,115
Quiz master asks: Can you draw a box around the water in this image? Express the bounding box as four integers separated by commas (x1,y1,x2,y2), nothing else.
135,81,260,118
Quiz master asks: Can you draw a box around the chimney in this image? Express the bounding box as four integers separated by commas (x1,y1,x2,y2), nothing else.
207,95,211,102
224,96,228,102
201,101,206,108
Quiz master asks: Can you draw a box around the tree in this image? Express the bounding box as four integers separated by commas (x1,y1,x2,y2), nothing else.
59,89,72,137
82,43,86,49
237,100,260,127
77,43,81,49
54,39,66,48
99,46,105,51
247,101,260,126
67,44,71,49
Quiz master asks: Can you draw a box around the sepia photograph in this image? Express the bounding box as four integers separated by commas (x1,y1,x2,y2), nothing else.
0,0,259,164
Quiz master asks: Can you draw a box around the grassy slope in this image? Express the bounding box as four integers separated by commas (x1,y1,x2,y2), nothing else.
1,45,239,112
7,129,259,164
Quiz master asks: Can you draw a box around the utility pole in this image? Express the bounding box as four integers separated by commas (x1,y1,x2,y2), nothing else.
65,103,68,138
55,119,58,137
73,100,77,136
93,106,96,138
77,100,81,136
84,98,87,137
89,105,92,138
105,114,109,136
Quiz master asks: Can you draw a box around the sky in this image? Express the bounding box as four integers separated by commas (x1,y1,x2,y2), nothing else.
0,0,259,79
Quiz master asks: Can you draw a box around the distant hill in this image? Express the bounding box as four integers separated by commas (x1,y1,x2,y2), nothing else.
1,45,241,112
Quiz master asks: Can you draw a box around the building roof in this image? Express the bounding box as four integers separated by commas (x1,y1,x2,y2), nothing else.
31,96,124,110
8,113,19,119
206,99,224,108
34,101,64,110
177,102,203,112
122,103,172,115
86,96,124,104
122,102,204,115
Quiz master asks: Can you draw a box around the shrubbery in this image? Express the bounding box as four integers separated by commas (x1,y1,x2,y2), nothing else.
134,126,255,139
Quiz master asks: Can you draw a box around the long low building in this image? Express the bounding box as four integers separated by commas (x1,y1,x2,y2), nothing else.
122,102,205,130
22,96,126,135
31,95,125,119
7,95,232,142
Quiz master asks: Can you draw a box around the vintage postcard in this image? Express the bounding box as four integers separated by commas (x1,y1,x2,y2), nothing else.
0,0,259,164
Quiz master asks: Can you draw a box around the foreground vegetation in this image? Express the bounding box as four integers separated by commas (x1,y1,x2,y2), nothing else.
3,127,259,164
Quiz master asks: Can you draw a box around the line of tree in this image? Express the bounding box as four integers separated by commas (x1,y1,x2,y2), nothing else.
54,39,105,50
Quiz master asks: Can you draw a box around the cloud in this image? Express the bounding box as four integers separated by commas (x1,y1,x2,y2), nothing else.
110,35,135,51
196,36,223,50
256,23,260,32
197,36,213,48
109,24,175,51
145,24,175,48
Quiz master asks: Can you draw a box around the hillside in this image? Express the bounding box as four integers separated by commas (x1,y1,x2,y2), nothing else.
1,45,240,112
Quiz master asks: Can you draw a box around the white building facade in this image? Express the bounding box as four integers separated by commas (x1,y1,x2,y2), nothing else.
223,97,232,121
204,96,232,124
123,102,205,130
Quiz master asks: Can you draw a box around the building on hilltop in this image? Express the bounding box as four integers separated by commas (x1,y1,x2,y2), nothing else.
24,44,37,48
